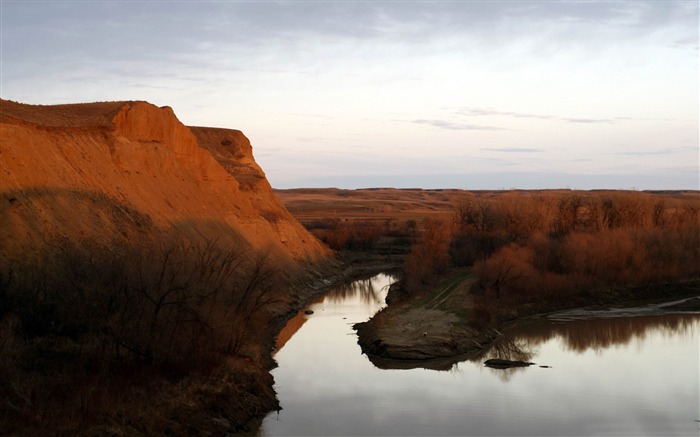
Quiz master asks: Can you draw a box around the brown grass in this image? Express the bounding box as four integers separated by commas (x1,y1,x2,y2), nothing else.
0,98,129,128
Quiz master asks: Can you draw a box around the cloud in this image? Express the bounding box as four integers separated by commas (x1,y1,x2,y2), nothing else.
562,118,614,124
411,119,510,131
295,136,344,143
453,108,678,125
290,113,336,120
613,116,680,122
671,36,699,50
614,147,698,157
7,1,695,70
481,147,543,153
453,108,556,120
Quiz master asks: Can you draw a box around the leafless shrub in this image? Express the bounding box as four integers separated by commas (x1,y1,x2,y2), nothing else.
0,236,284,433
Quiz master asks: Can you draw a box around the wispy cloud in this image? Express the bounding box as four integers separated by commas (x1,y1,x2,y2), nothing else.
290,113,335,119
410,108,681,133
452,107,678,125
412,119,510,131
296,136,343,143
481,147,543,153
562,117,614,124
614,147,697,156
671,36,699,50
453,108,555,120
613,116,679,122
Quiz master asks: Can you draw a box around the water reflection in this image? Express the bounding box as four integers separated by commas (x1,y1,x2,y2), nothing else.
260,279,700,437
511,313,700,354
474,310,700,381
367,335,538,377
324,276,387,305
369,306,700,374
274,273,395,353
275,309,311,352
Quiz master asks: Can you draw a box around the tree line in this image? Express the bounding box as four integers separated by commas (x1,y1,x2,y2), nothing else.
304,217,414,252
400,191,700,318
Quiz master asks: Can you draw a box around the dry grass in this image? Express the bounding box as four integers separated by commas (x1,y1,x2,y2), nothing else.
276,187,700,224
0,99,129,128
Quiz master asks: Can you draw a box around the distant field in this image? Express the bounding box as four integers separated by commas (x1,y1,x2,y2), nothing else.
274,187,465,222
274,187,699,224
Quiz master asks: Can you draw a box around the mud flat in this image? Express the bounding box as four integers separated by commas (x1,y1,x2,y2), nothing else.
354,307,500,361
354,277,700,365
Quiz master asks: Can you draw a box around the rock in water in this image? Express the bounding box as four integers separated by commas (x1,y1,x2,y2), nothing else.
484,358,535,369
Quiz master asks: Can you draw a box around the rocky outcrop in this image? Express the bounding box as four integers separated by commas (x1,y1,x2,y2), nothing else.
0,99,330,263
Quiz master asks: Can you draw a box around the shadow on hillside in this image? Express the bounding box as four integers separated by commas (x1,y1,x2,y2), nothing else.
0,187,259,261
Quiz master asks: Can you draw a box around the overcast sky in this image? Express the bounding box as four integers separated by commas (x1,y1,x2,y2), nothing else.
2,1,698,189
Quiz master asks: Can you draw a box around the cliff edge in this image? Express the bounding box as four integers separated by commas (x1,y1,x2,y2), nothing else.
0,99,329,263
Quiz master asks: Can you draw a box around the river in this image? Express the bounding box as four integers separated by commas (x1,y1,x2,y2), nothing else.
257,274,700,436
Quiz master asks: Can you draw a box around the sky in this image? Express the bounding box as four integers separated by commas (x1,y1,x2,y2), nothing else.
1,1,698,190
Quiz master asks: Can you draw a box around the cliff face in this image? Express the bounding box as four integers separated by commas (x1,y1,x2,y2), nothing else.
0,99,329,263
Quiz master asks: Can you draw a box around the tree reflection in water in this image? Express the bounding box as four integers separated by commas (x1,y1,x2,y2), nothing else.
370,311,700,379
510,312,700,354
470,312,700,380
324,274,397,305
275,274,396,353
472,336,538,381
262,276,699,437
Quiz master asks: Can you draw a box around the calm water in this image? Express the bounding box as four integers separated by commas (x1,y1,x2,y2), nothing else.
258,274,700,436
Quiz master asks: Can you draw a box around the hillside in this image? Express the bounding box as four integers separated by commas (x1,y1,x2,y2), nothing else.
0,99,329,264
0,99,334,435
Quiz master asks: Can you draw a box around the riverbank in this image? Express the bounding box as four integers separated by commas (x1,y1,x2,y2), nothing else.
354,271,700,364
248,273,700,437
354,267,498,362
237,252,403,433
0,251,396,436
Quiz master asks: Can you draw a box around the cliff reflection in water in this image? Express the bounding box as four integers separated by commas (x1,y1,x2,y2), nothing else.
274,274,395,353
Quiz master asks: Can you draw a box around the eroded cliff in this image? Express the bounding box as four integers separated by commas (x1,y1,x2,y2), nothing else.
0,99,329,263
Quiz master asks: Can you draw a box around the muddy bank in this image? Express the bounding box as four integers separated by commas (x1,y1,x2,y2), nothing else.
538,294,700,322
354,278,700,364
354,308,500,361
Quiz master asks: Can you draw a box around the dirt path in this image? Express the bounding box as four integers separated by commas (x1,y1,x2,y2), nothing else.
424,270,475,309
353,268,499,361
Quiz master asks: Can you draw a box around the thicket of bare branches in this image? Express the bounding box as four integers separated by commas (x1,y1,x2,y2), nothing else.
402,219,453,292
306,218,388,250
400,191,700,305
0,237,281,432
469,192,700,305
